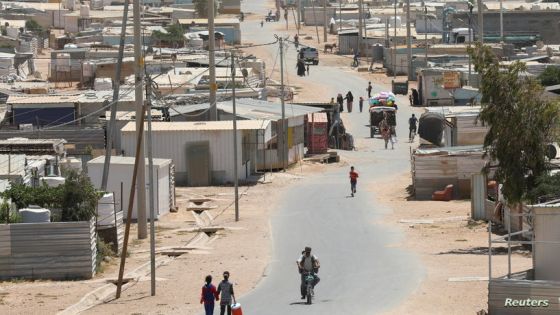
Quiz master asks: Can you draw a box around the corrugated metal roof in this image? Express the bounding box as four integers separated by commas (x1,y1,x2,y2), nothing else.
7,94,80,105
121,119,271,132
0,138,66,145
545,84,560,92
425,106,482,117
103,110,163,121
177,18,240,25
87,155,172,166
0,154,25,176
169,99,322,120
79,90,135,103
414,145,484,156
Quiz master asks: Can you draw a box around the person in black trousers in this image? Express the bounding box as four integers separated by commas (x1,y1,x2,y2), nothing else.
337,93,344,112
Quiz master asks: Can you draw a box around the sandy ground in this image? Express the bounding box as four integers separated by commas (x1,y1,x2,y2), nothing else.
375,173,532,315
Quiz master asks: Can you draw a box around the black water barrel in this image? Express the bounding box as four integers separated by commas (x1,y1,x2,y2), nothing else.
418,112,445,146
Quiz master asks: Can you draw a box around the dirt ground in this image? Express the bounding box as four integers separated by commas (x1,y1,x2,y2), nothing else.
374,172,532,315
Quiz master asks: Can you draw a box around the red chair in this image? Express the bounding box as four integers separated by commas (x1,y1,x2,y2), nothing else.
432,184,454,201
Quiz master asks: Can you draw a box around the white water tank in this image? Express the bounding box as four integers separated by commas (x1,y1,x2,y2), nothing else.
80,5,90,17
40,176,65,187
389,16,401,28
20,207,51,223
60,157,83,173
97,193,116,226
190,37,204,49
65,0,75,10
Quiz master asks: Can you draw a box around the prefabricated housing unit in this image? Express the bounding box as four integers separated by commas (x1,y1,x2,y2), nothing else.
167,100,321,171
87,156,175,220
425,106,489,147
411,146,486,199
120,120,272,186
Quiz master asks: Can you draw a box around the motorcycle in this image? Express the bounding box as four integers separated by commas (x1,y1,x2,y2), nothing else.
302,271,315,305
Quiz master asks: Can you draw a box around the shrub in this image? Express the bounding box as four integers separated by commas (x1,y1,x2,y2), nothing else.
1,169,100,222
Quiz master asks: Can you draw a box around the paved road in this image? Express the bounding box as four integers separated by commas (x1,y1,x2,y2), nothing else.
236,3,425,314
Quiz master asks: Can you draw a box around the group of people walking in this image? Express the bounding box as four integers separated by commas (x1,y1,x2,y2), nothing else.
200,271,236,315
330,82,374,113
332,91,364,113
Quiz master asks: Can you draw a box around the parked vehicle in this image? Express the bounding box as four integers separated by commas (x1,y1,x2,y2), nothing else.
369,106,397,138
265,14,277,22
298,46,319,65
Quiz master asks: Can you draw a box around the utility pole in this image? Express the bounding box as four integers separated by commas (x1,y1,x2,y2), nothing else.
358,0,363,56
116,106,147,299
285,7,289,30
279,37,287,171
231,52,239,222
424,5,428,68
339,0,342,33
297,0,301,31
101,0,130,191
393,0,397,78
477,0,484,44
499,0,503,43
323,0,328,42
406,0,412,80
209,0,217,121
133,0,147,239
312,1,320,44
145,76,156,296
468,2,473,85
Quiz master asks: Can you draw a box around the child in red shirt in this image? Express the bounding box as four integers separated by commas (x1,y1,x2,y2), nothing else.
349,166,359,197
200,275,219,315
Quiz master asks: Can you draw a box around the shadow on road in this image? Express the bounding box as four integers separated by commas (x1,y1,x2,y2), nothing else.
437,245,531,256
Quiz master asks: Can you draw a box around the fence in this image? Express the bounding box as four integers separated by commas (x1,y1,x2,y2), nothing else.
487,206,560,314
0,220,96,280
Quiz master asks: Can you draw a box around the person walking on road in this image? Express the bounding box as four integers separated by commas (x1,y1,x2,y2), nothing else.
380,120,391,149
260,20,264,27
201,275,219,315
349,166,359,197
296,59,306,77
306,64,310,76
367,81,373,98
344,91,354,113
217,271,235,315
409,114,418,142
359,96,364,113
337,93,344,112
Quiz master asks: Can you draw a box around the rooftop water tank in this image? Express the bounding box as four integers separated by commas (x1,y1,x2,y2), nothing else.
97,193,116,226
80,5,90,17
20,207,51,223
40,176,65,187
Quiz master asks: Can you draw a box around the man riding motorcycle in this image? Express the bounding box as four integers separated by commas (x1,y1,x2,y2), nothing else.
297,247,320,299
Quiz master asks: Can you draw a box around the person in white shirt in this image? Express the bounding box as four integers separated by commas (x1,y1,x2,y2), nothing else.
297,247,320,299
